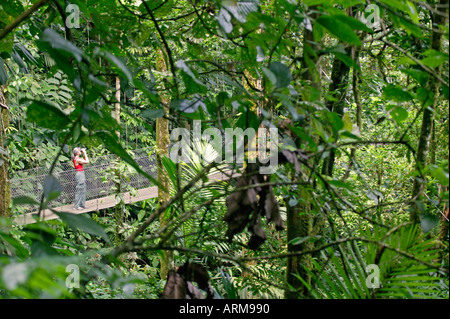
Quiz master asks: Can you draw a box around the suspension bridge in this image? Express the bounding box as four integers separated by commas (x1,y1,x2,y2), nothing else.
10,147,233,225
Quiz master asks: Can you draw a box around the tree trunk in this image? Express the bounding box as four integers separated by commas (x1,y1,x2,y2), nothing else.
113,76,125,244
115,76,121,138
321,53,350,177
284,13,319,298
285,188,313,298
156,49,173,280
0,85,11,217
410,0,448,222
343,48,362,180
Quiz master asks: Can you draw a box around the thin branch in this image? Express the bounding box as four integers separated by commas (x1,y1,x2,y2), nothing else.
110,161,216,257
50,0,74,42
267,1,301,65
381,39,449,88
129,235,448,274
0,0,49,41
141,0,180,99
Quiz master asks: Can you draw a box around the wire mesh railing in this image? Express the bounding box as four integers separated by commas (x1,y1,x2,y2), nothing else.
11,147,157,214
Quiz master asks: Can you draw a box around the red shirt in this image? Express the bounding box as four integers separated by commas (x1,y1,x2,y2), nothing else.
74,159,84,172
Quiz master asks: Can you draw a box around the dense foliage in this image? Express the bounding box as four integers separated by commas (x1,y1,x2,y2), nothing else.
0,0,448,299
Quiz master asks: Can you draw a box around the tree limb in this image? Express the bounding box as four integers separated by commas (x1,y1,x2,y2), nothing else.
0,0,49,41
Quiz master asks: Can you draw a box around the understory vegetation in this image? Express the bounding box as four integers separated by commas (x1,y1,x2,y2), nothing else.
0,0,448,300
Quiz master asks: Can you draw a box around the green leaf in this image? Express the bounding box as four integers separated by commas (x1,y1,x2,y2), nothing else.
340,130,361,141
316,15,362,46
400,68,429,86
386,105,408,123
0,57,8,85
141,109,165,119
421,50,449,69
220,269,239,299
73,121,82,142
236,107,260,132
441,84,449,100
325,111,343,136
38,28,86,63
12,196,39,206
382,84,413,102
269,61,292,88
289,236,321,245
261,66,277,86
419,214,439,233
0,10,14,54
328,179,354,191
427,164,449,185
14,43,40,67
342,113,353,132
133,78,160,104
43,174,62,202
36,29,85,88
25,99,71,130
0,31,14,54
333,52,361,71
334,14,373,33
390,14,422,37
95,49,133,83
176,60,205,87
0,0,24,17
0,234,29,259
54,212,110,244
263,62,292,89
397,57,417,65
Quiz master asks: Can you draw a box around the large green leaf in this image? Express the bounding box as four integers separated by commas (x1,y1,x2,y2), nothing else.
427,164,449,186
43,174,62,203
0,0,24,17
93,48,133,83
38,28,86,63
316,15,362,46
386,105,408,123
382,84,414,102
0,234,29,259
54,212,110,244
36,28,86,89
334,14,373,33
421,50,449,69
176,60,205,87
262,61,292,89
12,196,39,206
25,99,71,130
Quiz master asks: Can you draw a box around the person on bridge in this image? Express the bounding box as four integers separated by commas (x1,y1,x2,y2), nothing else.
72,147,89,210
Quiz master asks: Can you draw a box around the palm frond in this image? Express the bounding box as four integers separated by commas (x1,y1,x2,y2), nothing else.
300,223,448,299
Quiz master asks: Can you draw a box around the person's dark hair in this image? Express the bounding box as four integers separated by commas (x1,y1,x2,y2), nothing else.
71,147,81,162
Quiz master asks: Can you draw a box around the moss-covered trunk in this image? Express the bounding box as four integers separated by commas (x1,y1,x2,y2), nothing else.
0,85,11,217
156,49,173,280
411,0,448,222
